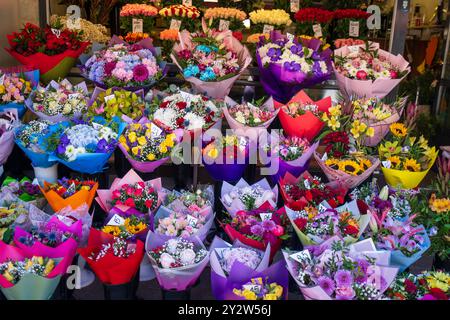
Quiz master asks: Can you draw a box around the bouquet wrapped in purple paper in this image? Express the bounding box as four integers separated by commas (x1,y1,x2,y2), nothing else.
256,31,333,104
0,109,19,166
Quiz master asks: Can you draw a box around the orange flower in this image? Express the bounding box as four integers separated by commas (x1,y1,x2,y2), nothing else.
159,29,179,41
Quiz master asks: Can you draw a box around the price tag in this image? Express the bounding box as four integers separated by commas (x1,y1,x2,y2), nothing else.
66,182,76,195
107,214,125,226
104,94,115,103
382,160,391,169
349,21,360,37
290,0,300,13
321,152,328,161
170,19,182,31
290,250,311,263
179,91,194,104
186,214,198,227
150,123,163,138
51,28,61,38
219,19,230,31
313,24,323,38
132,18,143,33
348,45,360,53
318,201,330,213
263,24,274,34
259,212,272,221
68,93,78,100
336,205,349,213
303,179,311,190
182,0,192,6
286,33,295,41
243,284,261,293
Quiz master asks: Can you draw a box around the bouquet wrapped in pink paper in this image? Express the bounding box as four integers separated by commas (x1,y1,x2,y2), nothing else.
56,204,93,247
171,21,252,99
283,236,398,300
334,42,410,99
118,118,183,173
223,96,278,139
146,234,209,291
221,178,278,217
0,109,19,166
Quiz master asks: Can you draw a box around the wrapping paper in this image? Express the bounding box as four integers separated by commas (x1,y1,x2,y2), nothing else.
314,152,381,189
171,29,252,99
0,109,19,166
41,181,98,213
381,152,438,189
274,91,332,142
333,43,411,99
221,178,278,217
56,204,93,247
6,42,90,84
256,31,333,104
279,171,348,210
223,96,279,139
1,176,46,208
211,261,289,300
145,233,209,291
25,79,88,123
15,123,56,168
78,228,144,285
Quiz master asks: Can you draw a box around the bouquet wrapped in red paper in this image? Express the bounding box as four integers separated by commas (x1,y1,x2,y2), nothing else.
6,23,90,84
78,228,144,285
221,202,289,261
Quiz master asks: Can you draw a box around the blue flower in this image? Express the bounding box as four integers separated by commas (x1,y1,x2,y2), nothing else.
195,45,218,54
183,65,200,78
199,67,216,81
290,44,303,56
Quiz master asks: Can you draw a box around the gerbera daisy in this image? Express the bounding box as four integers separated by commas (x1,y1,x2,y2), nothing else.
389,123,408,138
403,158,421,172
339,160,361,176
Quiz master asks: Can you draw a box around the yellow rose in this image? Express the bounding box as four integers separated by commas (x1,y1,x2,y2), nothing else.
263,294,277,300
128,132,137,143
242,290,257,300
159,143,168,154
132,146,140,156
137,136,147,146
147,153,156,161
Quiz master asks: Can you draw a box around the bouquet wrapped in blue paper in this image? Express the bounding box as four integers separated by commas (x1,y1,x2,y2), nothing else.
41,116,126,174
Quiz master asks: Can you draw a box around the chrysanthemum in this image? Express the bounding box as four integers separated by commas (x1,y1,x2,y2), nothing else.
335,270,353,287
318,276,336,296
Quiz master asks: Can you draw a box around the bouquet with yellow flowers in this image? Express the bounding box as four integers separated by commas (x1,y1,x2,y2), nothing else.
379,122,438,189
314,103,380,189
249,9,292,33
204,7,247,32
233,277,285,300
159,4,201,33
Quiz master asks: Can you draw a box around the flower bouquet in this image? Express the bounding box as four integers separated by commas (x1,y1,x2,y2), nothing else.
42,117,126,174
275,90,332,141
209,236,273,300
158,4,201,33
256,31,333,103
204,7,247,32
87,87,146,121
146,235,209,291
314,104,381,189
151,90,223,137
221,178,278,217
285,199,371,246
0,193,29,243
366,213,430,272
333,9,371,40
294,8,334,39
284,236,398,300
279,171,347,211
249,9,292,33
379,123,438,189
0,109,19,167
158,29,179,59
26,79,89,122
334,38,365,49
171,23,252,99
263,132,319,183
202,135,249,182
334,42,410,99
81,36,165,91
120,32,151,45
101,215,149,243
1,177,45,209
0,243,63,300
78,228,144,285
223,96,278,138
120,3,159,33
222,202,289,261
0,69,37,118
40,177,98,212
6,23,90,83
55,204,93,247
118,119,182,173
386,271,450,300
232,276,286,300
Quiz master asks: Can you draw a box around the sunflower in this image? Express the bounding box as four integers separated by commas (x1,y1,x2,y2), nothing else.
389,123,408,138
388,156,401,168
325,158,340,170
338,160,362,175
125,221,147,234
358,157,372,171
403,158,421,172
102,225,121,237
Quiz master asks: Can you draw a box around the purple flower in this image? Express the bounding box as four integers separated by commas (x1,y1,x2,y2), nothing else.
133,64,149,82
250,224,264,237
267,48,282,61
261,219,276,232
284,61,301,72
96,139,109,153
60,134,70,147
57,144,66,155
290,44,303,56
335,286,355,300
334,270,353,287
317,276,335,296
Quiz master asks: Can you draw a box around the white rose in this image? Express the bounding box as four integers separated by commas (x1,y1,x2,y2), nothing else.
179,248,196,266
166,239,179,254
160,253,176,269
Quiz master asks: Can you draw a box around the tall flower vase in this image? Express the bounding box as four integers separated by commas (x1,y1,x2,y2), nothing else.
33,164,58,186
139,255,156,281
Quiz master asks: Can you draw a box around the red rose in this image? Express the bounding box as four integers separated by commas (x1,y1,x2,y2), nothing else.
404,279,417,294
176,117,185,127
160,101,169,109
337,195,345,204
344,225,359,235
294,217,308,230
305,190,313,202
176,101,187,110
290,201,306,212
145,199,154,209
124,198,135,208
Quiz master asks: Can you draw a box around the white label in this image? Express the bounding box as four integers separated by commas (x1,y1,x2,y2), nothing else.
382,160,391,169
0,75,5,85
150,123,163,138
303,179,311,190
290,250,311,263
104,94,115,103
51,28,61,38
348,45,360,53
318,201,330,213
179,91,194,104
170,19,182,31
286,33,295,41
66,182,76,195
259,212,272,221
132,18,143,33
243,284,261,293
186,214,198,227
313,24,323,38
336,205,349,213
263,24,274,34
290,0,300,13
349,21,360,37
219,19,230,31
182,0,192,6
107,214,126,226
321,152,328,161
